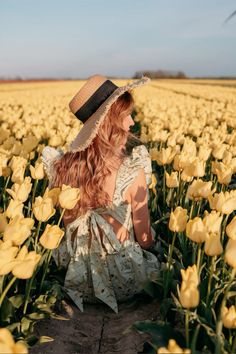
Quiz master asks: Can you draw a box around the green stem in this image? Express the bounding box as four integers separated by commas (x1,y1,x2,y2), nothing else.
231,333,236,354
168,231,177,269
34,220,42,250
57,208,66,226
206,256,216,306
185,309,190,348
23,275,34,314
196,243,202,274
0,276,17,306
30,179,39,218
215,268,236,354
189,200,195,220
39,250,52,293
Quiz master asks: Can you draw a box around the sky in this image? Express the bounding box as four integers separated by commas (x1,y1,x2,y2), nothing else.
0,0,236,79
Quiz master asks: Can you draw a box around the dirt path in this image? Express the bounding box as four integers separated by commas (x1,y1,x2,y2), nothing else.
30,294,160,354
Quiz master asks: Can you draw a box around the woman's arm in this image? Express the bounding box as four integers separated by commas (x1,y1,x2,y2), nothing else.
129,168,155,249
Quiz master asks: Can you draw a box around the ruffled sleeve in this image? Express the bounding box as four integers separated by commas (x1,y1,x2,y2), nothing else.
41,146,64,188
131,144,152,187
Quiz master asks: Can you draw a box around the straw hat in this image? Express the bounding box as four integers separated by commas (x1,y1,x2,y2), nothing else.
68,74,151,152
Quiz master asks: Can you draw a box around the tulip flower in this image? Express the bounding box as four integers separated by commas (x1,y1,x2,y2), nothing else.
178,265,199,310
3,215,34,246
43,186,61,206
157,339,191,354
0,327,28,353
58,184,80,210
183,157,205,178
221,305,236,329
39,224,64,249
148,173,157,196
186,217,207,243
0,211,8,233
203,210,223,234
5,199,24,219
165,171,179,188
32,196,56,222
29,160,45,180
22,135,39,153
9,155,28,184
226,215,236,240
11,245,41,279
208,191,236,215
169,206,188,232
5,176,32,202
151,147,175,165
0,240,18,276
204,231,223,256
186,179,213,201
225,239,236,269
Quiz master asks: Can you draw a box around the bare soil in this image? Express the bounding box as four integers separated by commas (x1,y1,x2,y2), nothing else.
30,294,160,354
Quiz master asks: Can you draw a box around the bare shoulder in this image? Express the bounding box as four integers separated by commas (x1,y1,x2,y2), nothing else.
126,167,146,202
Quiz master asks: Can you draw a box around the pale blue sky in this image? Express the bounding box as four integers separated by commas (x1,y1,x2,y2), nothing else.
0,0,235,78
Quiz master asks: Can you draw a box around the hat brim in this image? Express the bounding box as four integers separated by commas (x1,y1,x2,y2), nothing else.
68,76,150,153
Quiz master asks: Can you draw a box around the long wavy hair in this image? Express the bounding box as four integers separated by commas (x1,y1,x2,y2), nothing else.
51,91,142,223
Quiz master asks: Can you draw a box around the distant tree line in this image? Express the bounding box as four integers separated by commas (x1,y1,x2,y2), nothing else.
133,70,187,79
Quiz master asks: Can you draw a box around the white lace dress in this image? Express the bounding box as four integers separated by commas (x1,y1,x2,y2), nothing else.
42,144,160,314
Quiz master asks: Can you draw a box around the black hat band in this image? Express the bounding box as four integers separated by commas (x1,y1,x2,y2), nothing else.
74,80,118,123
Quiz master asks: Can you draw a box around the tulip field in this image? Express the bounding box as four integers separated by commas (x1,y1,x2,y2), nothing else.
0,79,236,353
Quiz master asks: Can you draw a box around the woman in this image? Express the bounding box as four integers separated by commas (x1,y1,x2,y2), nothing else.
42,74,160,314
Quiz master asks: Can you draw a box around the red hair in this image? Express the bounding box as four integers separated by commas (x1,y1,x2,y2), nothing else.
51,91,142,223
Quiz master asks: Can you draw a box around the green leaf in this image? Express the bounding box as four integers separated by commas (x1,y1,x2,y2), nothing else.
130,319,185,349
39,335,54,343
28,312,46,320
0,296,14,323
8,294,24,309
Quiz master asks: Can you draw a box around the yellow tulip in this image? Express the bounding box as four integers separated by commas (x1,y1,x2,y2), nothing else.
186,217,207,243
225,239,236,269
43,187,61,206
208,191,236,215
11,245,41,279
183,157,205,178
148,173,157,196
3,215,34,246
0,211,8,233
5,176,32,202
157,339,191,353
169,206,188,232
9,156,28,184
58,184,80,210
198,145,211,161
22,135,39,153
202,210,223,234
226,215,236,240
0,327,28,354
204,232,223,256
180,169,194,182
178,265,199,309
212,161,233,185
153,147,175,165
179,280,200,309
186,179,213,201
0,240,18,276
5,199,24,219
32,196,56,222
165,171,179,188
180,264,199,286
39,224,64,249
221,305,236,329
0,154,9,177
29,160,45,180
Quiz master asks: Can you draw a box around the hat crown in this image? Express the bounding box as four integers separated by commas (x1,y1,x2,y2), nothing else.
69,75,109,114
